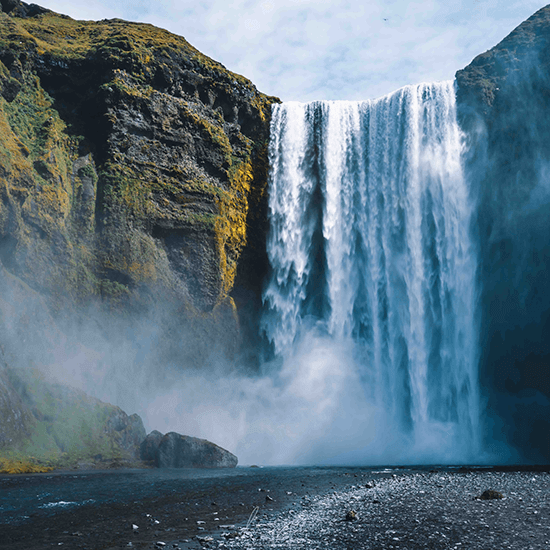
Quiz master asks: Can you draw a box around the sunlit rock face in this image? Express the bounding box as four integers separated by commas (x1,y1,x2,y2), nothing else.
456,5,550,462
0,0,277,330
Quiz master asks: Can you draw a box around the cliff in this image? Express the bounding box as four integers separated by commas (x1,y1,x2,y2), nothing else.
456,5,550,462
0,0,277,322
0,0,277,468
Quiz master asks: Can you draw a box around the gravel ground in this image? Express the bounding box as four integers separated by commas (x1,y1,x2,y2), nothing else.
221,470,550,550
1,467,549,549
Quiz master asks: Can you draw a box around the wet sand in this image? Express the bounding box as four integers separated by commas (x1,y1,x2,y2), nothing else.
0,466,548,549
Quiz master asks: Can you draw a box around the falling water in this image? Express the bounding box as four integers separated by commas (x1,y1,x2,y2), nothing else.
262,81,480,462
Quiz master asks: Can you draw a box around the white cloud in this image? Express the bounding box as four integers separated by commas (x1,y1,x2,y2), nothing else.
32,0,549,100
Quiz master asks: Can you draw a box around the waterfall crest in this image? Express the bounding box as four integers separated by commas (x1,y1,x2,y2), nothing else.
262,81,480,461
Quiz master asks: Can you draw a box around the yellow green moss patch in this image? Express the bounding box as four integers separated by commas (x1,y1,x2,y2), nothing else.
0,456,54,474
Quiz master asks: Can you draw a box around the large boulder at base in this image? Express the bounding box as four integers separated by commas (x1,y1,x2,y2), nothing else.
141,430,237,468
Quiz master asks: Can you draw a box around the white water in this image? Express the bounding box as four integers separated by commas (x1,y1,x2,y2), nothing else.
261,81,480,463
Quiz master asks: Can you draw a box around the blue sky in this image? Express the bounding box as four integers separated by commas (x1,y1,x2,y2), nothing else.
36,0,549,101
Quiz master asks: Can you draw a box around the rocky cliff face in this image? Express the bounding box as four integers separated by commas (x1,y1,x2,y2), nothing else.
456,5,550,461
0,0,277,325
0,0,277,468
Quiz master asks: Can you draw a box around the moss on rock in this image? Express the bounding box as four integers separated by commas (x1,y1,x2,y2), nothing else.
0,0,279,320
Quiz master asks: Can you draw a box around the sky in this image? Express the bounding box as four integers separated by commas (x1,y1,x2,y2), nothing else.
33,0,549,102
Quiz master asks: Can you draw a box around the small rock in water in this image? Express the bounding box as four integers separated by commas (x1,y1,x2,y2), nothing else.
346,510,357,521
132,524,139,531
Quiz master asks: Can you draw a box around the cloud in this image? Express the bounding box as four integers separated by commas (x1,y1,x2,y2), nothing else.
33,1,549,99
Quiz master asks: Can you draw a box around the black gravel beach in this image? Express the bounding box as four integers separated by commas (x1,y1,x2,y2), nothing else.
1,466,549,550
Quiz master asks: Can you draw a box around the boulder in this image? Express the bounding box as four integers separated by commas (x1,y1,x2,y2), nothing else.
140,430,238,468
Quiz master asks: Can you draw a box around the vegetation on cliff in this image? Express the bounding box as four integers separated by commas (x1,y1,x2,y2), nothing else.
0,0,278,470
0,0,279,318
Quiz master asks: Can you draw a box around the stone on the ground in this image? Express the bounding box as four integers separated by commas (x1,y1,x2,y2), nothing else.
478,489,504,500
345,510,357,521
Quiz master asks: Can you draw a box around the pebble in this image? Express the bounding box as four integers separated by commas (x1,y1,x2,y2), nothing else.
345,510,357,521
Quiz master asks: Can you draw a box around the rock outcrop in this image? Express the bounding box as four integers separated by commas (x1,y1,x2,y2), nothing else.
456,5,550,462
139,429,163,462
0,0,278,332
141,430,238,468
0,352,147,471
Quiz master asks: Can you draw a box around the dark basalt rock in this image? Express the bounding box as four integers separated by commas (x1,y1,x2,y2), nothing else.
455,5,550,462
141,430,238,468
140,429,164,463
477,489,504,500
0,0,49,17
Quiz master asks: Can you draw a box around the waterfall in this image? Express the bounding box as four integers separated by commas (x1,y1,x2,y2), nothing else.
262,81,480,462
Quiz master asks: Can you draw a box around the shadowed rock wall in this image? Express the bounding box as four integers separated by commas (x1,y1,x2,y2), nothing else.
456,5,550,462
